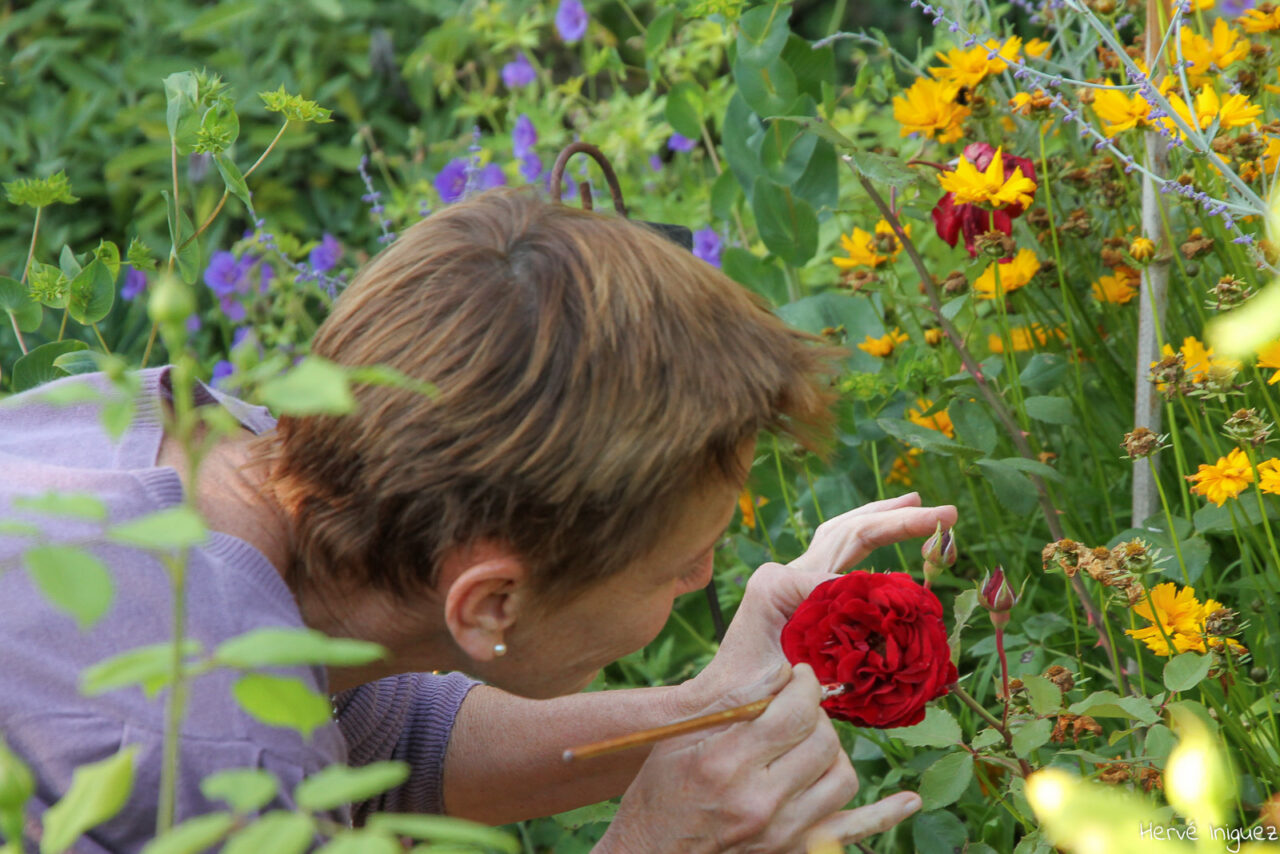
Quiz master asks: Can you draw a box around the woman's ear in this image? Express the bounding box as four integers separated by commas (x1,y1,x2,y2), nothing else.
439,544,529,662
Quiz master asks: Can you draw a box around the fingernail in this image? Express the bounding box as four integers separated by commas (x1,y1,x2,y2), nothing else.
901,794,922,815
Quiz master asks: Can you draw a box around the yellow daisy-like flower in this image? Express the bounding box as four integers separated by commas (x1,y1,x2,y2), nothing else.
1091,266,1140,304
1262,137,1280,175
906,398,956,438
893,77,971,143
1023,38,1052,59
1127,583,1246,657
931,37,1022,89
973,248,1041,299
1159,336,1240,382
1092,88,1152,136
1240,6,1280,33
1256,339,1280,384
832,220,908,270
1180,20,1250,85
1256,458,1280,495
1188,447,1254,505
858,328,909,358
937,147,1037,210
989,324,1062,353
1193,85,1262,131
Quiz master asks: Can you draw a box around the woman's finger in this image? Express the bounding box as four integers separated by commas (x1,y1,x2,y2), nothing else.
790,505,958,574
807,791,923,846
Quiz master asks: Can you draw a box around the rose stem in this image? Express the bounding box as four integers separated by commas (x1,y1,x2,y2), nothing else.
951,684,1033,777
562,685,847,763
996,627,1012,730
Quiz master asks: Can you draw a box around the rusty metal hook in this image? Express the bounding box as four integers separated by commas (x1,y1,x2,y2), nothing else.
549,141,629,217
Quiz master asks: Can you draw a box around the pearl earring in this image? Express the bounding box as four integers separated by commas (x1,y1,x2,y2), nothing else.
493,642,507,657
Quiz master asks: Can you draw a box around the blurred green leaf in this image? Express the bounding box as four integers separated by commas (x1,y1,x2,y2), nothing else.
232,674,331,737
222,811,316,854
23,544,113,630
200,768,279,813
40,747,137,854
214,628,385,669
82,640,201,698
664,81,704,140
12,491,107,521
735,3,790,67
141,813,236,854
294,762,410,812
0,275,43,333
108,506,208,550
259,357,357,415
365,814,519,853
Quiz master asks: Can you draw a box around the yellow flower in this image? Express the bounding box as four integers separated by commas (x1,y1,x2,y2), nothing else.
1180,20,1250,85
1189,0,1214,9
906,398,956,438
1129,236,1156,261
886,448,922,486
1091,266,1140,304
989,324,1062,353
931,37,1022,89
1240,6,1280,33
858,328,909,358
737,489,767,528
1159,336,1240,382
1193,85,1262,131
893,77,971,143
973,249,1041,299
1188,447,1254,505
1023,38,1052,60
1126,582,1245,657
937,147,1037,209
924,327,946,346
833,220,908,269
1257,458,1280,495
1262,137,1280,174
1092,88,1152,136
1256,339,1280,384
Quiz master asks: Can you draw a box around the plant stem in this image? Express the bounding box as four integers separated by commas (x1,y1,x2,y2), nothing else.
951,684,1035,777
996,627,1012,730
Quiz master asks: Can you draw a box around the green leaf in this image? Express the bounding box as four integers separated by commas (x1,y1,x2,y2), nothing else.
1019,353,1068,395
108,506,208,551
53,350,103,376
919,752,973,811
0,275,43,332
790,138,838,214
200,768,279,813
665,81,704,140
222,811,316,854
888,706,961,747
316,831,402,854
975,458,1038,514
23,545,113,630
760,107,818,185
710,169,742,224
214,152,255,218
971,728,1002,750
12,492,107,521
141,813,236,854
1011,718,1053,758
12,340,89,393
214,628,385,669
81,640,201,698
40,747,137,854
95,241,121,279
1164,652,1211,693
912,810,967,852
162,72,199,142
259,357,357,415
782,34,833,102
232,674,331,737
722,94,766,196
735,3,790,67
751,177,816,266
67,258,116,325
722,247,787,305
1012,830,1054,854
949,588,980,665
1022,675,1063,716
878,418,986,461
364,814,519,854
553,801,618,830
645,8,677,57
1144,724,1176,763
844,149,920,190
345,364,437,398
294,762,410,812
1068,690,1160,724
733,55,797,118
59,245,84,280
180,0,259,39
1023,395,1076,426
948,398,997,455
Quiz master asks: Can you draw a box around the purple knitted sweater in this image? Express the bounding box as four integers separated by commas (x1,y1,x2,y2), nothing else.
0,368,478,852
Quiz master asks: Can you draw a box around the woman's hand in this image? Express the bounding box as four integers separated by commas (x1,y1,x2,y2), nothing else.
598,663,922,854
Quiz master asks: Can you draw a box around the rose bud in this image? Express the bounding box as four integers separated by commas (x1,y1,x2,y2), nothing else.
979,566,1018,629
921,523,957,589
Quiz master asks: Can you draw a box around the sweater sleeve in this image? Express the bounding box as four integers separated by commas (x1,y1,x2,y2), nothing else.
334,672,480,820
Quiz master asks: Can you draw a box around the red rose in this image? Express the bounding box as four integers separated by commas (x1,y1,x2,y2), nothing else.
932,142,1038,257
780,571,958,729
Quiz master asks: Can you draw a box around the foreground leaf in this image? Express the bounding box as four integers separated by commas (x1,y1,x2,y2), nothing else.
232,674,331,737
23,545,113,630
40,747,137,854
294,762,410,812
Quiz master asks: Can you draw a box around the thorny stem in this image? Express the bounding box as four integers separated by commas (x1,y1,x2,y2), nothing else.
996,627,1011,730
951,684,1035,777
848,161,1129,696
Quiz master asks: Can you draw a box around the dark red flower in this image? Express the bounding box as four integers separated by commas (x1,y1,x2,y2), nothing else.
780,571,958,729
932,142,1038,257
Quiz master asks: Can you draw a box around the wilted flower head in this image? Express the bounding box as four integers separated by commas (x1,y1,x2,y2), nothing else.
502,53,536,89
555,0,588,43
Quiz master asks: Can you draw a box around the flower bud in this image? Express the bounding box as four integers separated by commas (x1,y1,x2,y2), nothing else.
921,523,957,589
979,566,1017,629
1128,236,1155,263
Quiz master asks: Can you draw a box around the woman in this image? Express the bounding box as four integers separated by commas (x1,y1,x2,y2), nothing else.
0,189,955,852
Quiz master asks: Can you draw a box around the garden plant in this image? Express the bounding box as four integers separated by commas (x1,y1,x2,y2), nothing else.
4,0,1280,851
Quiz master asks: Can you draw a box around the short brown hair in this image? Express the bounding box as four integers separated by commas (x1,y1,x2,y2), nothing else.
267,188,837,601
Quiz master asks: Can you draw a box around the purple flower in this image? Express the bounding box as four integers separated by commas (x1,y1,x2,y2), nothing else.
120,266,147,301
502,53,536,88
649,154,663,172
693,228,722,268
203,250,244,297
186,314,202,334
257,263,275,294
211,360,234,389
308,233,342,274
513,114,538,158
520,152,544,183
556,0,588,43
668,132,697,152
435,158,469,204
218,292,246,323
476,163,507,192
